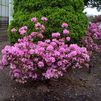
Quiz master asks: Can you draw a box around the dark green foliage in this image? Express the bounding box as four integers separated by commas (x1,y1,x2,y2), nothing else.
8,0,88,43
84,0,89,5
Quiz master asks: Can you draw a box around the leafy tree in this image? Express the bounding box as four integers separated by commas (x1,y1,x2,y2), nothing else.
84,0,101,11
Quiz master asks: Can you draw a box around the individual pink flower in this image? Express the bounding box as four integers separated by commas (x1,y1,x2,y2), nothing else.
50,57,56,63
31,73,37,79
63,29,69,35
29,49,35,54
40,25,45,32
31,32,37,37
19,26,27,35
52,32,60,38
24,26,28,30
61,23,68,28
45,39,51,43
59,38,65,42
68,51,77,58
50,42,57,47
10,64,16,69
34,58,39,62
41,17,48,22
35,22,41,28
38,61,44,68
70,44,79,50
59,47,66,53
46,45,54,51
19,30,26,35
11,28,17,33
43,68,63,79
57,61,62,66
66,37,71,41
37,33,44,39
31,17,37,23
14,72,20,78
54,51,60,57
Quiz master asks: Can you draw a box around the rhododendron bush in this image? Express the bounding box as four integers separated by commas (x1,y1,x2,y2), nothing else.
81,23,101,55
0,17,90,83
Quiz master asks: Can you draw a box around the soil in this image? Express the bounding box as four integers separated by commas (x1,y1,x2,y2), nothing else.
0,41,101,101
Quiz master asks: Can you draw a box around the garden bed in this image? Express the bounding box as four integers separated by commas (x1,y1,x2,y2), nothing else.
0,41,101,101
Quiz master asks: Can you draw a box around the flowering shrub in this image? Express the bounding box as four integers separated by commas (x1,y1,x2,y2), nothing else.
0,17,90,83
81,23,101,55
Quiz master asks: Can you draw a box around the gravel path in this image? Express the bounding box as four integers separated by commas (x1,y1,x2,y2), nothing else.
0,40,101,101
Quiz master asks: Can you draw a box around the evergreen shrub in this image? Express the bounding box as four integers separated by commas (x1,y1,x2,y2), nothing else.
8,0,88,43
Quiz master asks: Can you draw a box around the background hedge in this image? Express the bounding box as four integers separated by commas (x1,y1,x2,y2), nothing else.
8,0,88,43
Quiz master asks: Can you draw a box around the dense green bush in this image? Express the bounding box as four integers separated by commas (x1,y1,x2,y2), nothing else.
8,0,88,43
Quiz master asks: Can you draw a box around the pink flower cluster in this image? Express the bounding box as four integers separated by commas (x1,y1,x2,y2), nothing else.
52,32,60,38
19,26,27,35
0,17,90,83
11,28,17,33
41,17,48,22
88,23,101,39
0,38,89,83
81,23,101,55
11,17,48,36
61,22,68,28
51,22,70,42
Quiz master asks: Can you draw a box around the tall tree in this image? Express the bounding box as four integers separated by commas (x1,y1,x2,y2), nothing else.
84,0,101,11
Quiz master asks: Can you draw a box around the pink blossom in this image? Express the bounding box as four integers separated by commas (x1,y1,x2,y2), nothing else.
50,42,57,47
31,73,37,79
24,26,28,30
63,29,69,35
14,72,20,78
41,25,45,32
61,23,68,28
69,44,79,50
45,39,51,43
59,47,66,53
19,26,27,35
41,17,48,22
43,68,63,79
31,17,37,23
11,28,17,33
54,51,60,57
68,51,77,58
66,37,71,41
10,64,16,69
34,58,39,62
52,32,60,38
35,22,41,28
57,61,62,66
46,45,54,51
37,33,44,39
20,30,26,35
50,57,55,63
29,49,35,54
31,32,37,37
38,61,44,68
